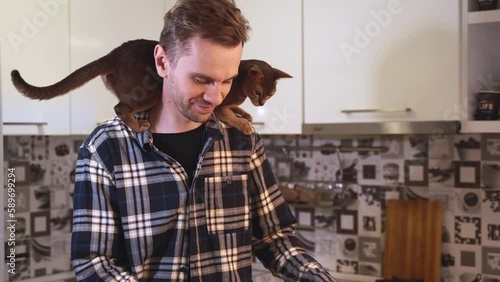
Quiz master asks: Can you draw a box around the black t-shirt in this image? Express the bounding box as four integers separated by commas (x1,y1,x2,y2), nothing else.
152,124,205,185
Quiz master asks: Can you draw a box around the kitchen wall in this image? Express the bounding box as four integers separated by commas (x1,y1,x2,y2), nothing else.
3,132,500,281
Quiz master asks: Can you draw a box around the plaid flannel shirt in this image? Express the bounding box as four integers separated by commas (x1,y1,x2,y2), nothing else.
71,112,336,282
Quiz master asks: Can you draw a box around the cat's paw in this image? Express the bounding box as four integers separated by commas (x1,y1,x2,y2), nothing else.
240,122,254,135
138,120,151,132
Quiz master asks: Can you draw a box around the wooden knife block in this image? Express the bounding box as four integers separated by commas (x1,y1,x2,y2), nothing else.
383,199,443,281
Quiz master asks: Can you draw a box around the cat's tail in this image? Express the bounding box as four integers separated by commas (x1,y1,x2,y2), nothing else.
11,57,111,100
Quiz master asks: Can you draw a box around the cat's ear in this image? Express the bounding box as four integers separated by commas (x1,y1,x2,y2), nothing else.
273,68,293,79
248,64,264,79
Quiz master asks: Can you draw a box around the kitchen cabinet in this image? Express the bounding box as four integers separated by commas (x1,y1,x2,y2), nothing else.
69,0,173,134
0,0,71,135
303,0,461,125
236,0,302,134
1,0,301,135
459,0,500,133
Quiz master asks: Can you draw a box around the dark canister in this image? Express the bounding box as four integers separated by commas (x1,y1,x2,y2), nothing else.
474,90,500,120
478,0,498,10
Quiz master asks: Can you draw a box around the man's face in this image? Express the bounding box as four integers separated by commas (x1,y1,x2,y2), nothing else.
164,37,242,124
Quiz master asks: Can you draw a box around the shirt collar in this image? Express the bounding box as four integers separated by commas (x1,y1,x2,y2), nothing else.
134,111,224,150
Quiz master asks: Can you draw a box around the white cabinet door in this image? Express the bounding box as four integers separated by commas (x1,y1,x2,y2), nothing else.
70,0,168,134
0,0,70,135
236,0,302,134
304,0,461,124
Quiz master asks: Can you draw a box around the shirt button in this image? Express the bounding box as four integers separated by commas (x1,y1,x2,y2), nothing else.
179,266,188,273
196,196,203,204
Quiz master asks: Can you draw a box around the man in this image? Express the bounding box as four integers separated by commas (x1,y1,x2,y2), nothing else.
71,0,337,281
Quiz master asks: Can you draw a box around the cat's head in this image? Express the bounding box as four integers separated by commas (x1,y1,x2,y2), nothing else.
239,60,292,106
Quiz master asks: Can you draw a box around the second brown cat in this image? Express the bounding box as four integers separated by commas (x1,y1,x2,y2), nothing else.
11,39,291,134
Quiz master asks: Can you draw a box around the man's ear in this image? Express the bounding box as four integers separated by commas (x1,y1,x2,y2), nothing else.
154,44,168,78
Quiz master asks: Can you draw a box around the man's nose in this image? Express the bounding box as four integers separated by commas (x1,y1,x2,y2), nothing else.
203,83,225,106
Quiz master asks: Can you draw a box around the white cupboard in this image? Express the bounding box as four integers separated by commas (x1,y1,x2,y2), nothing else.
236,0,303,134
1,1,477,136
303,0,461,125
0,0,71,135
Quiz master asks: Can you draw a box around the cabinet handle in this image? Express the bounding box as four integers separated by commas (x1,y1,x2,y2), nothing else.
251,122,265,125
341,107,412,114
3,122,48,126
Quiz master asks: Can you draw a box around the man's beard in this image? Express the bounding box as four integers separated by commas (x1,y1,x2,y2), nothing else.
167,79,212,124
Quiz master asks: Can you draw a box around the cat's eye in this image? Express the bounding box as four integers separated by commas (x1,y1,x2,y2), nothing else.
255,91,262,97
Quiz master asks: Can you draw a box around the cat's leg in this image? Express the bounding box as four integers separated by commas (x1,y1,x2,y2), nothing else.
231,106,253,122
106,75,157,132
114,103,143,132
114,94,160,132
214,106,254,135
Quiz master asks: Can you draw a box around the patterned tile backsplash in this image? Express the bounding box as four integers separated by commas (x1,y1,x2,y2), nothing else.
3,135,84,281
3,133,500,281
261,133,500,281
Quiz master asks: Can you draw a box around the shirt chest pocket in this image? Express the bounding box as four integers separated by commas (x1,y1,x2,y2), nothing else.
204,174,250,234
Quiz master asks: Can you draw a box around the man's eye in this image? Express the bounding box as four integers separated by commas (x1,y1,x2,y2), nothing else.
194,77,209,84
223,79,233,84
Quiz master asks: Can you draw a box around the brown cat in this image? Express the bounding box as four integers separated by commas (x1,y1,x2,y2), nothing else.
10,39,292,134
